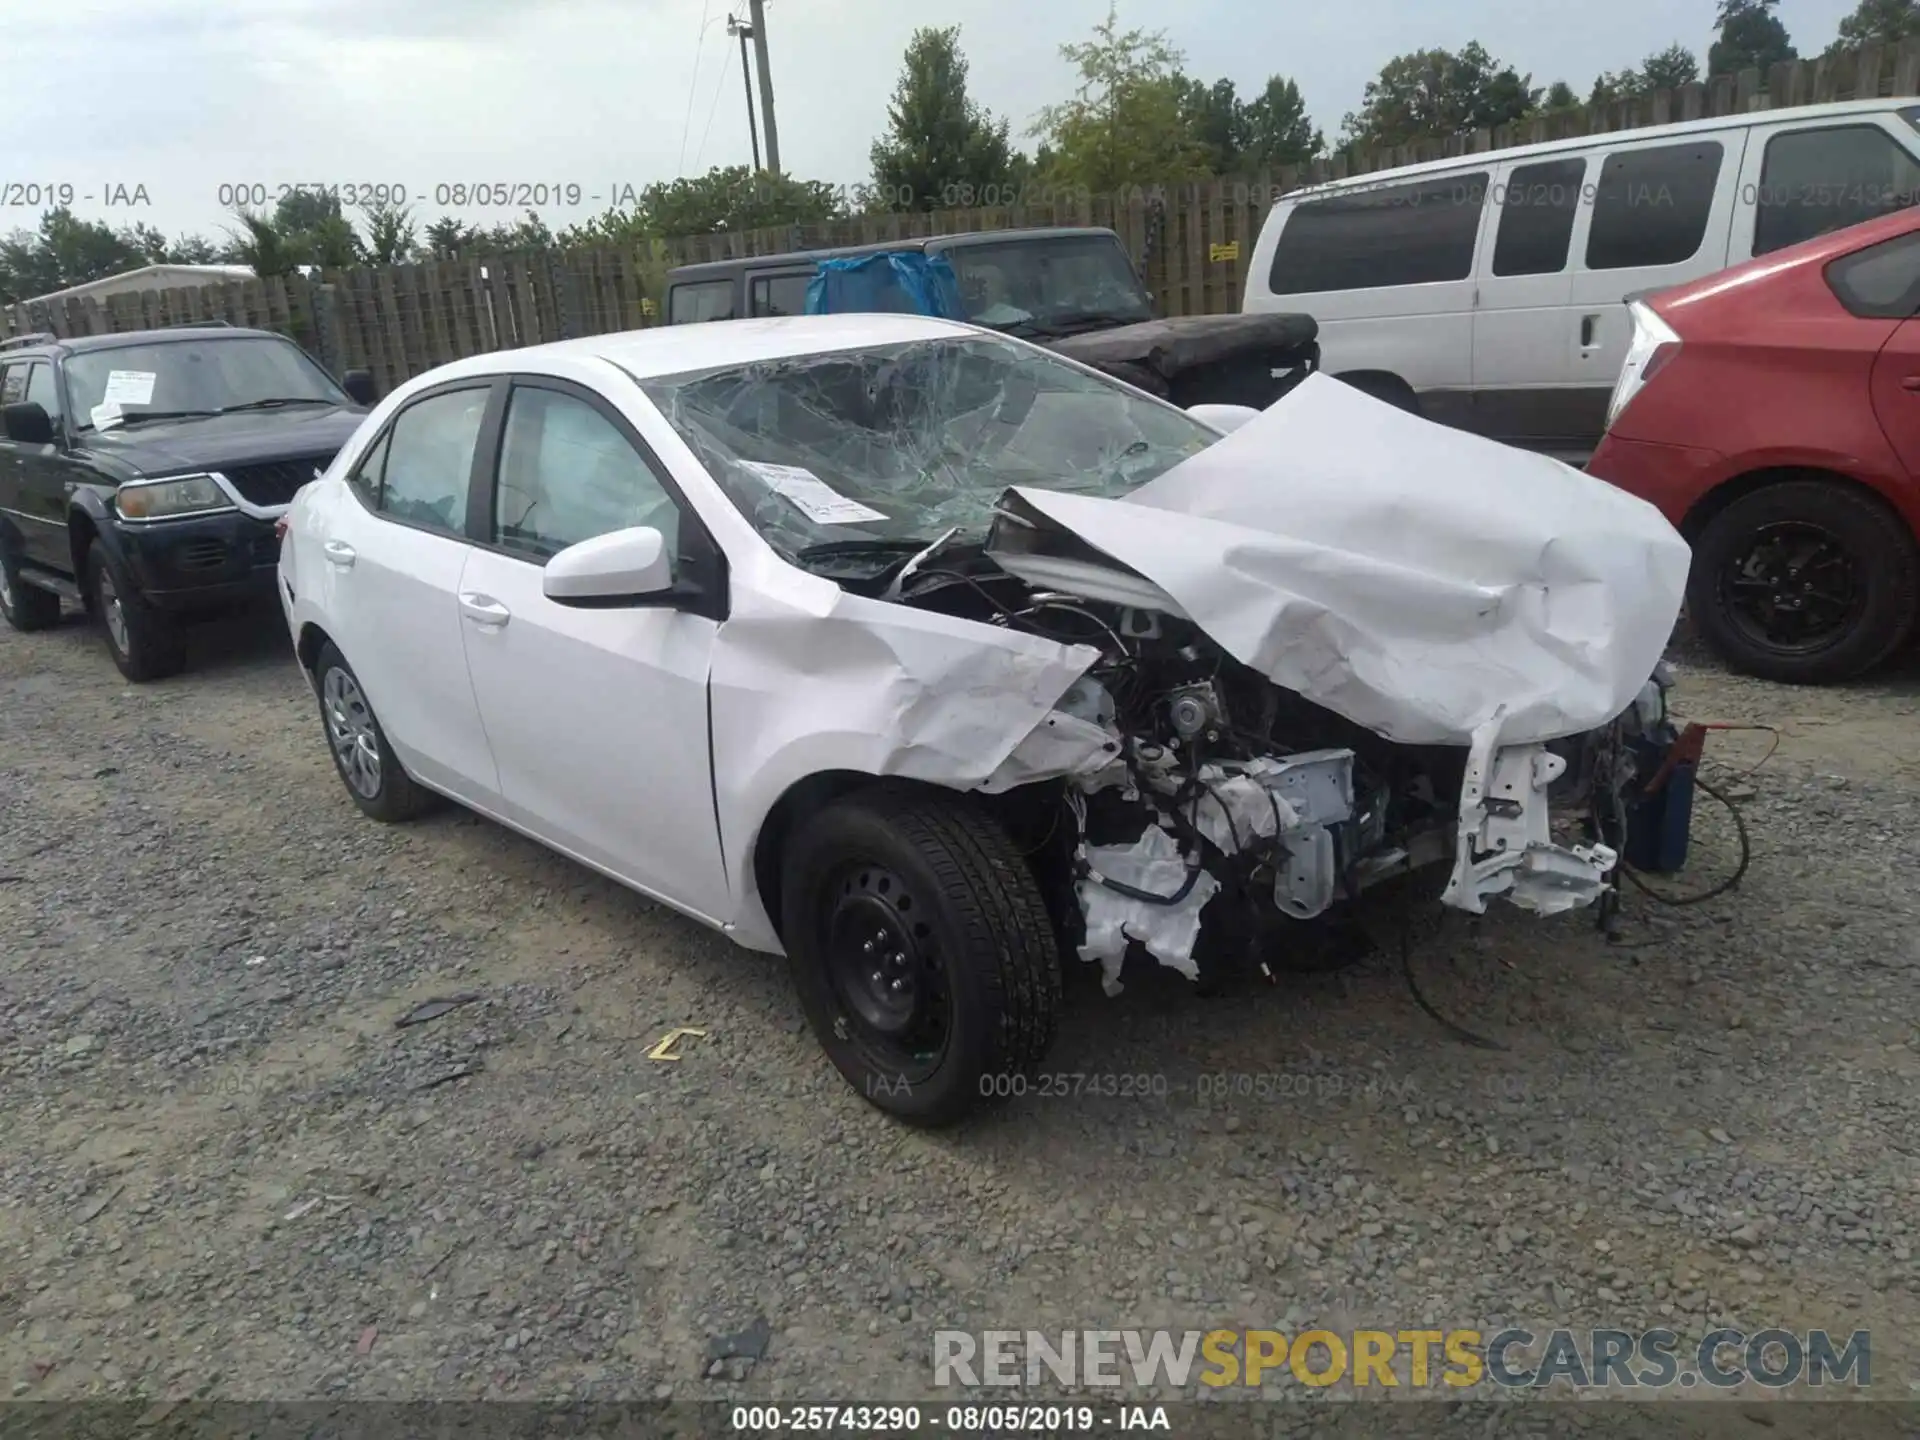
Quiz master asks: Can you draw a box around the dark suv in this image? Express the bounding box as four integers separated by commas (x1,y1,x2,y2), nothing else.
664,226,1320,410
0,322,376,681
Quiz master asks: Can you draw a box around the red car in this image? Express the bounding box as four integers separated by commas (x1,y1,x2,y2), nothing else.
1590,206,1920,683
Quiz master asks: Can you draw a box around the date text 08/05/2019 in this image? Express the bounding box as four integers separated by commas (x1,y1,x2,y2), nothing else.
729,1405,1172,1432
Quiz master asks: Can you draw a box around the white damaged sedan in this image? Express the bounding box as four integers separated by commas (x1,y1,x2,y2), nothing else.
279,313,1691,1125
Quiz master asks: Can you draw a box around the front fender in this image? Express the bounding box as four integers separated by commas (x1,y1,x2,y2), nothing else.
709,583,1099,951
68,488,129,574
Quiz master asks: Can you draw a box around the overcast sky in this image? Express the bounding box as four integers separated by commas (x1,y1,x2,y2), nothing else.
2,0,1864,244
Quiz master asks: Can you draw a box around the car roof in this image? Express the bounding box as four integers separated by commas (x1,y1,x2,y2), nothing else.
1277,98,1920,203
421,312,987,384
2,325,289,359
665,227,1125,283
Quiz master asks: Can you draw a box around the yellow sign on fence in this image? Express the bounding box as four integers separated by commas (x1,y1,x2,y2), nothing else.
1209,241,1240,263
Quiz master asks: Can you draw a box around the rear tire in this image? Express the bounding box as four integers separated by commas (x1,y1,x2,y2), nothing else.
86,541,184,681
1688,480,1919,684
780,782,1062,1127
0,547,62,632
312,641,436,822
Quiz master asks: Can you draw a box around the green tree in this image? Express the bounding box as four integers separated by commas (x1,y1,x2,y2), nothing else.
0,209,152,301
360,199,419,264
1032,3,1211,195
165,234,230,265
225,212,300,278
1543,79,1581,110
1242,75,1323,168
423,216,481,259
1709,0,1797,74
1175,76,1249,174
637,167,843,234
1341,43,1540,150
1592,43,1700,103
869,25,1015,211
1825,0,1920,56
1640,43,1702,90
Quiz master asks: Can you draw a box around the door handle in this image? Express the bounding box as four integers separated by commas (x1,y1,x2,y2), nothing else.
459,592,510,628
1579,314,1600,348
1902,375,1920,392
322,540,355,568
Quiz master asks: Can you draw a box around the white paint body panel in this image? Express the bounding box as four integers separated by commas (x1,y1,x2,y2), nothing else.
280,312,1679,962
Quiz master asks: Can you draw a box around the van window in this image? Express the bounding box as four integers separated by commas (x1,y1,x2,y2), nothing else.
1754,125,1920,255
1825,229,1920,318
1585,141,1725,270
750,272,813,317
1492,157,1587,276
668,280,736,325
1266,171,1489,294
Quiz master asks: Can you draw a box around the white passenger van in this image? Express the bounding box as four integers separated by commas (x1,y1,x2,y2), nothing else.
1244,98,1920,461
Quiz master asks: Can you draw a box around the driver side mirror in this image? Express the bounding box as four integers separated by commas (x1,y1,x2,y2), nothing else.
543,526,675,607
341,369,377,407
2,401,54,446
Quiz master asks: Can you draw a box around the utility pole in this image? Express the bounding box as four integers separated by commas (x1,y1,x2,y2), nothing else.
727,14,761,170
746,0,780,174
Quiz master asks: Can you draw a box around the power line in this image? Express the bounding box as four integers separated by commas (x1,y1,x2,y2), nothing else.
677,0,713,174
692,34,735,170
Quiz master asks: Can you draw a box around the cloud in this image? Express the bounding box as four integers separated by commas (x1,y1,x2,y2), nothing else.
7,0,1867,241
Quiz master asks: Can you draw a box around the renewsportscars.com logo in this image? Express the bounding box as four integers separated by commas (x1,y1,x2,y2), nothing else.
933,1327,1871,1391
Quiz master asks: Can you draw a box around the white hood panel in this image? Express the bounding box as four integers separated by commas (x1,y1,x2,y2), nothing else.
997,372,1692,747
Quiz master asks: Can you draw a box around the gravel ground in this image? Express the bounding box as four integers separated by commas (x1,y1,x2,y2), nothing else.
2,603,1918,1429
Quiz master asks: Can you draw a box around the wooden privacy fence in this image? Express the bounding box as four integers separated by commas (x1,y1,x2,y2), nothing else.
1,252,661,398
7,35,1920,389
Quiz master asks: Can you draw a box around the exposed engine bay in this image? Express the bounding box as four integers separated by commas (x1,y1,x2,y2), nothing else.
886,550,1670,994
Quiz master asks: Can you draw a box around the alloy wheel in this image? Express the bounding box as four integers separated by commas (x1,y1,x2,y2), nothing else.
1720,520,1863,655
96,567,130,655
322,666,383,799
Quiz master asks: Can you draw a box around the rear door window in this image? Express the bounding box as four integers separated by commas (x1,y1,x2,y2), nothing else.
1267,171,1489,294
1585,141,1726,270
1755,124,1920,255
750,272,813,317
1492,157,1587,276
668,280,737,324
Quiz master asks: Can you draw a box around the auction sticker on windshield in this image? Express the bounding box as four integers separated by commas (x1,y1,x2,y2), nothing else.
102,370,157,406
740,460,887,525
90,402,124,431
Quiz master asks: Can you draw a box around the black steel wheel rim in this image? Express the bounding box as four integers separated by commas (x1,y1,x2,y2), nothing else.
817,861,949,1084
1719,520,1864,654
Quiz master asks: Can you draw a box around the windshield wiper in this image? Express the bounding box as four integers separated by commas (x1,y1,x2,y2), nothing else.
217,397,339,414
104,409,222,426
1037,309,1148,336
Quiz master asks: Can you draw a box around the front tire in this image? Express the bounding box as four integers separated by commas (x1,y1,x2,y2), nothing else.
1688,480,1919,684
86,541,184,681
0,547,62,632
780,783,1062,1127
312,641,435,822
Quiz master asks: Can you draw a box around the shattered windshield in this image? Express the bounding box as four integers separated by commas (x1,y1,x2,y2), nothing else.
637,334,1217,569
945,236,1154,334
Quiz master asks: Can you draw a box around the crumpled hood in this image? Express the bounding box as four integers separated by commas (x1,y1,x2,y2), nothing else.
987,371,1692,748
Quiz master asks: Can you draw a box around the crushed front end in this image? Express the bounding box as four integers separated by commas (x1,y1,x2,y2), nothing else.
893,557,1675,992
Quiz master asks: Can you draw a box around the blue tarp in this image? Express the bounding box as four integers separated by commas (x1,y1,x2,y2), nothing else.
803,251,965,320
